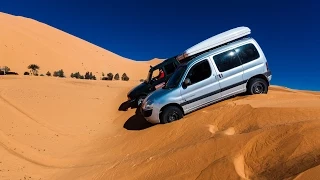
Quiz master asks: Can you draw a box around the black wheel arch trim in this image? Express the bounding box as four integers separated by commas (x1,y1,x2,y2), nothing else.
246,71,271,87
159,103,184,120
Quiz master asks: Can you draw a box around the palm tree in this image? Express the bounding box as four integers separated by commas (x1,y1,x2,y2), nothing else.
4,66,10,73
1,66,10,75
28,64,40,75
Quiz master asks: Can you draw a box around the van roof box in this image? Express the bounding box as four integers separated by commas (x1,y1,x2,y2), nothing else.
177,26,251,61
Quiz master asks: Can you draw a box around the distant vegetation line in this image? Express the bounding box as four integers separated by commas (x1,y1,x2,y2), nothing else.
0,64,130,81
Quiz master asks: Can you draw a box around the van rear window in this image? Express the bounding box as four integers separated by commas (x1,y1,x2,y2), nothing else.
213,49,242,72
235,43,260,64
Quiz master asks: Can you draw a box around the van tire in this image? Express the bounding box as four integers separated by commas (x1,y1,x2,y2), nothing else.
160,106,183,124
247,78,268,95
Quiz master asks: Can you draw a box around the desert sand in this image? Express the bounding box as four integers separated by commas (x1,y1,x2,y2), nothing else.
1,76,320,180
1,12,320,180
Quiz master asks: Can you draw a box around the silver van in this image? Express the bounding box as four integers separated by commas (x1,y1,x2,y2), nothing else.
140,28,272,124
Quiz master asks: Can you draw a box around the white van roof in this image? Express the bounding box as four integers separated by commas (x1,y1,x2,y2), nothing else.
177,26,251,60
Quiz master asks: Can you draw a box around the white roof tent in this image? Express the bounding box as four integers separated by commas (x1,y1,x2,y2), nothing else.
176,26,251,61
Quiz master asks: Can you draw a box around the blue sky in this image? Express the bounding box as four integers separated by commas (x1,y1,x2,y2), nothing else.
0,0,319,91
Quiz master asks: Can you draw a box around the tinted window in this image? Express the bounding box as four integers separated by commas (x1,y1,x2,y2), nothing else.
235,43,260,64
213,49,241,72
164,65,187,89
164,63,176,75
186,59,211,85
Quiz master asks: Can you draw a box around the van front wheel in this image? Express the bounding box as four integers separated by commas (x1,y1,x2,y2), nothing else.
160,106,183,124
247,78,268,95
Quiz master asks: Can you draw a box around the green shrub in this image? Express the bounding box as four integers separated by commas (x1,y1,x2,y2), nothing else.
53,69,65,78
102,73,113,80
84,71,96,80
71,72,81,79
121,73,129,81
114,73,120,80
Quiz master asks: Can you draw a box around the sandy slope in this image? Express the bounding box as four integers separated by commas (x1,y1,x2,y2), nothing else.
0,12,153,80
1,11,320,180
0,75,320,180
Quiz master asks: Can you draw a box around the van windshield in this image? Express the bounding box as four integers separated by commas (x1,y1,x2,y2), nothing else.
163,65,187,89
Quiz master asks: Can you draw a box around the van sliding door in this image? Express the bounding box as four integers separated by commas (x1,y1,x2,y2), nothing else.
212,49,245,98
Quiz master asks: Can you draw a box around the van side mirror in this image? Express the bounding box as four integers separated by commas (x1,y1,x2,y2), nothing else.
182,78,191,88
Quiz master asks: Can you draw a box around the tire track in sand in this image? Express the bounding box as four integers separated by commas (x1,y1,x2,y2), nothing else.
0,88,75,168
0,129,115,169
0,88,70,136
0,88,123,169
0,129,65,168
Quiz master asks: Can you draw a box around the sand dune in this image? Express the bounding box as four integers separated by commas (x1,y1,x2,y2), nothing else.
1,11,320,180
0,12,153,81
146,58,165,66
0,75,320,180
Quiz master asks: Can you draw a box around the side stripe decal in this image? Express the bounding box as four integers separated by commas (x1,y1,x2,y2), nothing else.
180,80,247,106
179,70,271,107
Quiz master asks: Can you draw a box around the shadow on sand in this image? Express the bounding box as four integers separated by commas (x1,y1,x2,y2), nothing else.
123,108,154,130
118,100,132,111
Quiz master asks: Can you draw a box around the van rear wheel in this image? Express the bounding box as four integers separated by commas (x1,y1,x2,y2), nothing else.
247,78,268,95
160,106,183,124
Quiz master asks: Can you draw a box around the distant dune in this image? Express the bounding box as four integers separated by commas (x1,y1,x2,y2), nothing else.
0,12,154,80
146,58,165,66
0,11,320,180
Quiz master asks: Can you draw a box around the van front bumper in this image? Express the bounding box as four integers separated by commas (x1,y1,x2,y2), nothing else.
268,75,272,82
140,107,161,124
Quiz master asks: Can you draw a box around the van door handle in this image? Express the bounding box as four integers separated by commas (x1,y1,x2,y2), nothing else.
216,74,223,78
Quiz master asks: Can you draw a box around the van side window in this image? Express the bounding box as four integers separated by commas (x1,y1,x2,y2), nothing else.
164,63,176,75
213,49,241,72
235,43,260,64
186,59,211,85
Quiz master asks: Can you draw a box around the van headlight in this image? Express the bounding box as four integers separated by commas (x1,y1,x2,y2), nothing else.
143,99,154,110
